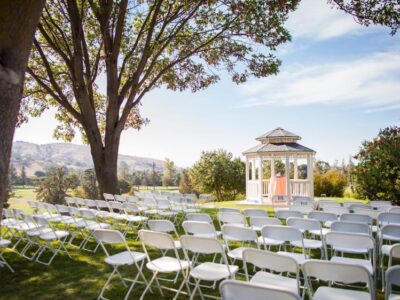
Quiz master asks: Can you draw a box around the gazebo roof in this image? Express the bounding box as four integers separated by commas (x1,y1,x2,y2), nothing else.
243,127,316,155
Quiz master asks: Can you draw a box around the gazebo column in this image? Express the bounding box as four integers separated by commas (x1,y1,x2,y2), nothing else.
309,154,314,198
245,157,249,200
258,156,263,203
285,155,291,199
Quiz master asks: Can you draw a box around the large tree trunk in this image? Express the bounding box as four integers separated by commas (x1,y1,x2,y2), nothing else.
89,136,121,197
0,1,45,221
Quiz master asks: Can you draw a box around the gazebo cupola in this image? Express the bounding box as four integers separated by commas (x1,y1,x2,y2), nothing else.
243,127,316,204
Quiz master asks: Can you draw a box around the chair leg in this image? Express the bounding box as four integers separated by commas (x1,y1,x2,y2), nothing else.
140,271,157,300
0,252,14,273
98,267,118,300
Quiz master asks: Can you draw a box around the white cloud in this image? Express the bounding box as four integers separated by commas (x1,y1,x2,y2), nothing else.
286,0,381,40
238,51,400,111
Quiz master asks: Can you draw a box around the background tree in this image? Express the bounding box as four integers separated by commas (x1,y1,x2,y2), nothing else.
0,0,45,220
36,166,80,204
34,170,46,178
191,150,245,202
330,0,400,35
179,168,194,194
162,158,177,187
9,164,19,186
353,126,400,203
315,160,331,174
81,168,98,199
20,165,27,186
25,0,299,196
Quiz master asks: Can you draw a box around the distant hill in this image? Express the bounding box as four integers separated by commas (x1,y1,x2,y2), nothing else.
11,141,165,176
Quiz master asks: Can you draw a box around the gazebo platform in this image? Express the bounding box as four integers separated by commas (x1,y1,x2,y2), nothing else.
237,198,290,209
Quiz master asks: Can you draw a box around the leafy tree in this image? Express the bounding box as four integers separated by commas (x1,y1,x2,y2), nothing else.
263,160,286,179
315,160,331,174
353,126,400,203
179,168,194,194
330,0,400,35
314,169,347,197
0,0,45,220
36,166,80,204
118,178,131,194
9,164,19,185
162,158,177,187
81,168,98,199
24,0,299,196
191,150,245,202
20,165,27,186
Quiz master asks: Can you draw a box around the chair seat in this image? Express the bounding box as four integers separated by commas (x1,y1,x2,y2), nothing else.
250,271,298,294
96,211,112,218
0,239,11,247
58,216,76,224
277,251,308,265
330,257,373,274
105,250,146,266
40,230,69,241
313,286,370,300
17,222,39,231
190,262,238,281
292,239,323,249
159,211,178,217
143,209,159,215
174,241,181,249
86,222,110,231
310,228,330,236
227,247,247,260
146,256,190,273
185,209,201,214
27,228,52,237
389,294,400,300
193,232,222,239
383,234,400,242
258,236,285,246
332,245,370,254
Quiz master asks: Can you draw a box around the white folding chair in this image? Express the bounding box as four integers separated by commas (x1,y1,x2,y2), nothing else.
289,205,313,215
217,212,247,228
390,207,400,214
243,209,268,218
182,221,220,239
303,260,374,300
323,206,349,216
331,221,372,235
156,199,178,223
114,194,126,202
139,230,190,300
79,209,110,252
123,203,148,233
179,235,238,299
349,204,373,211
250,216,281,231
275,210,303,221
324,231,376,281
222,224,259,263
243,248,301,296
186,213,213,224
343,201,365,209
147,219,181,249
0,238,14,272
287,217,325,258
377,212,400,232
103,193,115,201
318,200,341,209
386,265,400,300
260,225,307,265
93,229,148,300
308,211,337,233
220,279,301,300
33,216,71,265
95,200,113,219
340,213,373,232
370,200,391,209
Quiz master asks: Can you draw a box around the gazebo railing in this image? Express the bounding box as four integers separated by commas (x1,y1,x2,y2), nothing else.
262,179,270,196
290,179,310,196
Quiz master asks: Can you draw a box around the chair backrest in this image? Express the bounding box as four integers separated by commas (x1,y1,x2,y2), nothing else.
180,235,225,255
96,200,110,210
93,229,125,244
308,211,337,223
349,204,373,211
386,265,400,300
222,224,258,243
143,197,156,207
289,205,313,214
186,213,213,223
219,207,241,214
219,279,301,300
243,248,298,276
318,200,340,209
389,244,400,259
103,193,115,201
340,213,372,225
65,197,76,206
352,208,378,219
380,224,400,242
343,201,363,208
390,207,400,214
156,199,171,209
292,196,313,205
109,201,124,212
79,209,97,219
126,195,139,203
124,203,141,214
243,209,268,218
261,225,303,243
370,200,391,208
217,212,247,226
287,217,321,232
139,229,177,250
182,221,218,238
114,194,126,202
76,198,87,207
325,232,375,254
330,221,371,235
275,210,303,220
378,205,393,213
378,212,400,226
148,219,176,234
303,260,373,299
323,206,349,216
250,216,281,228
56,204,70,214
85,199,97,209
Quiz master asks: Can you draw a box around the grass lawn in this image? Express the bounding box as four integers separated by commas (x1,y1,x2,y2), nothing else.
2,188,383,300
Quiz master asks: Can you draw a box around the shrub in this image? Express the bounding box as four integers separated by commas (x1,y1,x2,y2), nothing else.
314,169,347,197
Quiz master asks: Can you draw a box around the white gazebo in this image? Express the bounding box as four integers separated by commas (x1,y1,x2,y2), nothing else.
243,127,316,204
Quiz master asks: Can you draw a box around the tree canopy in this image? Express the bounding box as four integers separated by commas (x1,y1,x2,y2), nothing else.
24,0,299,195
353,126,400,203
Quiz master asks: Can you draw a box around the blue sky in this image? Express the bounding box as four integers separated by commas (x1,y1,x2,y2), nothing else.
14,0,400,167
